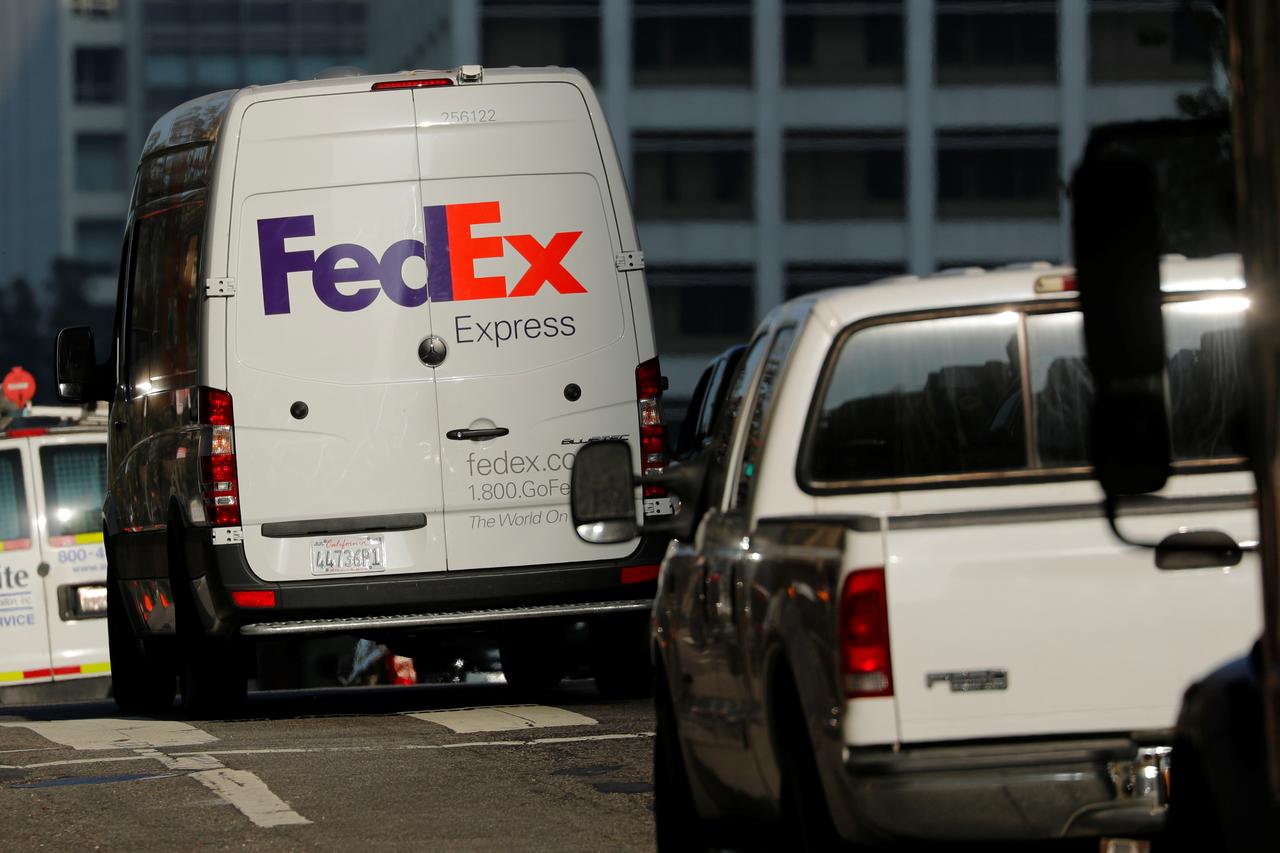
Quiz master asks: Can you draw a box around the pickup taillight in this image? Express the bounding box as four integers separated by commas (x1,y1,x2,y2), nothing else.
840,567,893,698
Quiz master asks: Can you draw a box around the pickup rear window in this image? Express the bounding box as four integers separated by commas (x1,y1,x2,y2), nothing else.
805,297,1246,488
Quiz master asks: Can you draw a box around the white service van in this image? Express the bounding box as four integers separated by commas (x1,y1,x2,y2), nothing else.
0,406,110,703
55,66,669,712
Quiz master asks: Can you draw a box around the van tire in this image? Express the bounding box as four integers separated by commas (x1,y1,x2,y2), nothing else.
106,561,176,714
178,636,248,717
499,623,565,694
590,613,653,700
167,521,247,717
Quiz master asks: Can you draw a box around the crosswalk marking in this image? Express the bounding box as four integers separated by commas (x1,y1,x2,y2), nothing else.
0,718,217,751
408,704,598,734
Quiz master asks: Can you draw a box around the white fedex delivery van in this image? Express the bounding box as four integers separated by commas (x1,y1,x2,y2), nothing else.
55,66,669,713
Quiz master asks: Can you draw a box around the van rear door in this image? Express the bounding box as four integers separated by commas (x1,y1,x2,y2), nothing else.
412,82,638,570
230,90,449,583
30,436,110,681
0,440,50,684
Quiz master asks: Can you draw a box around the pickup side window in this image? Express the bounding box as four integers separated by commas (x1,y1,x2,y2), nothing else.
732,327,796,510
1027,301,1246,466
807,312,1026,482
39,444,108,540
0,450,30,545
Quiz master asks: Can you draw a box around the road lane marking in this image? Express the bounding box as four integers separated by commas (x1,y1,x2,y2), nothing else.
408,705,598,733
191,768,312,828
0,719,217,750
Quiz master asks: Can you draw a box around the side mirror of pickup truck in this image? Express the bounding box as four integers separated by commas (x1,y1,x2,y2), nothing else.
570,439,708,544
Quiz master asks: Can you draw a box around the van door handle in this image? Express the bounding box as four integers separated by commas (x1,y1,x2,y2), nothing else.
1155,529,1247,570
445,427,509,441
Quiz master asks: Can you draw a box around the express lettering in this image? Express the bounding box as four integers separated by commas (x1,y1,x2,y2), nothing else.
454,314,576,348
259,201,587,315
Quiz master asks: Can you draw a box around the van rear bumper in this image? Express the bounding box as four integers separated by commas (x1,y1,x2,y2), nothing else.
836,736,1169,842
201,535,666,638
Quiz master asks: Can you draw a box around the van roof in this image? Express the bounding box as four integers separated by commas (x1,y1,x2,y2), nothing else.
141,66,592,161
0,405,108,440
792,254,1245,331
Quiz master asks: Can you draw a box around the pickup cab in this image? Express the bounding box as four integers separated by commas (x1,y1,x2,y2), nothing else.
572,257,1261,846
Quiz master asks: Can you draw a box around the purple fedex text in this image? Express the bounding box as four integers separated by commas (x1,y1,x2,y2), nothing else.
258,215,430,315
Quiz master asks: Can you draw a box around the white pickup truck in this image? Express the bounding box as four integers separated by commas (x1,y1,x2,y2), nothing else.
572,257,1261,847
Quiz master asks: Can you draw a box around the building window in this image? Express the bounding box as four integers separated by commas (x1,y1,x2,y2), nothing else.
76,219,124,274
648,267,756,355
71,0,121,18
937,130,1059,218
936,2,1056,84
634,0,751,85
245,53,290,84
247,1,291,25
191,1,239,25
1089,6,1214,83
634,133,753,220
784,0,903,85
75,134,127,193
195,54,240,87
786,264,905,300
786,132,904,220
483,1,601,84
74,47,125,104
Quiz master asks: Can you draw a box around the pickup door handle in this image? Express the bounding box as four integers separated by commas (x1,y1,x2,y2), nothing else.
446,427,509,441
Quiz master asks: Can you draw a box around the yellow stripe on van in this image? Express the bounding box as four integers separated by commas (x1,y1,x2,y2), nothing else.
79,662,111,675
74,532,104,545
0,671,25,681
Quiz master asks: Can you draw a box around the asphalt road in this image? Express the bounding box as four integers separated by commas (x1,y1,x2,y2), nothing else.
0,679,655,852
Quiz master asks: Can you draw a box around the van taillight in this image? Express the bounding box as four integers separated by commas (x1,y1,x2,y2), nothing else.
840,568,893,698
635,358,668,498
198,387,240,527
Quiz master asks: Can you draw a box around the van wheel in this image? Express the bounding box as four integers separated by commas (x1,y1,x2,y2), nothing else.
106,564,176,714
167,521,247,717
499,623,565,694
654,664,714,852
178,635,248,718
590,613,653,700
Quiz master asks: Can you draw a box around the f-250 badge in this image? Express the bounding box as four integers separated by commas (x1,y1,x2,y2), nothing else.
926,669,1009,692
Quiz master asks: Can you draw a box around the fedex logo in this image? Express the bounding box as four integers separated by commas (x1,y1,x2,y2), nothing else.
257,201,587,315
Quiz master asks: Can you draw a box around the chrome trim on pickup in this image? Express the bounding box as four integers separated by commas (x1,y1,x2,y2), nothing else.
886,493,1255,531
238,599,652,636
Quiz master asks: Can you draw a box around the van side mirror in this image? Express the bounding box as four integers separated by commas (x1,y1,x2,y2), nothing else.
55,326,105,403
1072,150,1170,495
1071,116,1234,497
570,440,639,544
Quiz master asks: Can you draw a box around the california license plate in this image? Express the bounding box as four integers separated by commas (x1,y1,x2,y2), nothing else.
310,535,386,575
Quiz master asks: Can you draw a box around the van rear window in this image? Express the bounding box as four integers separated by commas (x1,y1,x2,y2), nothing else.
0,450,30,543
40,445,107,539
805,297,1247,488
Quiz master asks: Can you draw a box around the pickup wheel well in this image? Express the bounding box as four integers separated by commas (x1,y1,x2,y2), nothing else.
768,657,843,848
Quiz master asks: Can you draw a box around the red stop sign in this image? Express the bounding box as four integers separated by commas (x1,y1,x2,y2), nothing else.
3,366,36,408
